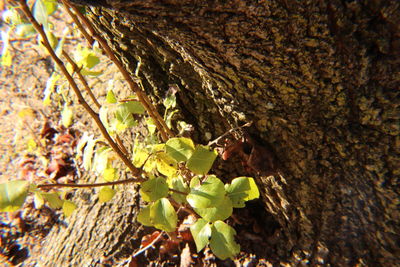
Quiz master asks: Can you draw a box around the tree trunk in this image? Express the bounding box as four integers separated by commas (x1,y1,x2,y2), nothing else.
35,0,400,266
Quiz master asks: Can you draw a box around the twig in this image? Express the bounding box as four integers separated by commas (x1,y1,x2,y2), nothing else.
37,178,139,189
133,231,164,258
61,0,95,47
62,0,174,142
207,122,253,146
16,0,144,181
62,51,101,109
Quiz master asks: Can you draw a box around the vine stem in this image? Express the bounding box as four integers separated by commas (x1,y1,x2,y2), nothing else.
37,178,139,189
16,0,144,181
62,0,174,142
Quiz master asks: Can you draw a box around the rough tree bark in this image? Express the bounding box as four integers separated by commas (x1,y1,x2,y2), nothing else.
34,0,399,266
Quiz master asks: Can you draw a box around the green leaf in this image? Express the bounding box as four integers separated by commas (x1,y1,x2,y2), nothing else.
43,0,58,15
43,73,60,105
140,177,169,202
33,0,49,30
133,148,150,168
122,101,145,114
61,104,73,128
1,31,12,67
193,195,233,222
137,205,153,226
106,90,117,104
225,177,260,208
0,180,29,212
42,192,63,209
33,191,45,209
62,200,77,217
165,137,195,162
210,221,240,260
155,152,177,178
187,175,225,209
83,136,96,171
150,198,177,232
15,24,36,37
92,146,111,175
190,218,211,252
103,167,118,182
163,94,176,109
98,186,116,203
146,118,157,135
170,177,189,204
187,145,218,175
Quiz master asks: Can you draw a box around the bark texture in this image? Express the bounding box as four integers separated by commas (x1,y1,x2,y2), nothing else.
37,0,400,265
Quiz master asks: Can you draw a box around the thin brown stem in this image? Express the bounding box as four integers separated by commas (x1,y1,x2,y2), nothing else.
61,0,94,46
17,0,143,180
37,178,138,189
62,51,101,109
64,1,174,142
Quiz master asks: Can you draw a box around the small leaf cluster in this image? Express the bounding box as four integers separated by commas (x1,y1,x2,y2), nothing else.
135,137,260,259
0,180,77,217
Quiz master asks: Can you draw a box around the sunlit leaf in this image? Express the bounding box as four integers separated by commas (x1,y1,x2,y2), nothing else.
190,218,211,252
163,94,176,109
187,175,225,209
1,31,12,66
15,24,36,37
62,200,77,217
133,148,150,168
92,146,111,175
122,101,145,114
0,180,29,212
43,73,60,105
98,186,116,203
165,137,195,162
115,103,137,129
33,191,45,209
225,177,259,208
103,167,118,182
187,145,217,175
146,118,157,135
33,0,49,30
140,177,168,202
83,137,96,170
2,9,23,25
42,192,63,209
155,152,177,178
43,0,58,15
209,221,240,260
193,196,233,222
150,198,177,232
61,104,73,128
170,177,189,204
137,205,153,227
106,90,117,104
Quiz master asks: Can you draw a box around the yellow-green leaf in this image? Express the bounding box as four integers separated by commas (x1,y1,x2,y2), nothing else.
165,137,195,162
210,221,240,260
62,200,77,217
150,198,177,232
187,145,217,175
103,167,118,182
61,104,73,128
98,186,116,203
0,180,29,212
140,177,169,202
190,218,211,252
